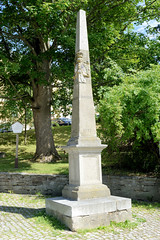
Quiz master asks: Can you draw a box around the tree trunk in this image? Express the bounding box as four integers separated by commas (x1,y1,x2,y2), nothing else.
24,106,27,145
32,59,60,162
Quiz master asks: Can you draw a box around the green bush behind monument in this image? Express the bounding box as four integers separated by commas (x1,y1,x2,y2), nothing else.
98,65,160,175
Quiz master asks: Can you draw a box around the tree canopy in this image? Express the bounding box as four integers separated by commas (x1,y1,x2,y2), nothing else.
0,0,160,162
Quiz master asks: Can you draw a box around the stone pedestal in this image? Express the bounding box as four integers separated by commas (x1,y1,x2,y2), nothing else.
46,196,132,231
62,145,110,200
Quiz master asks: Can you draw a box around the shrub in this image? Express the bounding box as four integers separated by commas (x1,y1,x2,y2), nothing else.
98,65,160,173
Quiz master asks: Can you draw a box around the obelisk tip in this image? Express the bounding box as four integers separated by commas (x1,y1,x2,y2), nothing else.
76,9,89,53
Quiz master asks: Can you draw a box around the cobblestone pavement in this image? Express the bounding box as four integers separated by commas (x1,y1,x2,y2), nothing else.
0,193,160,240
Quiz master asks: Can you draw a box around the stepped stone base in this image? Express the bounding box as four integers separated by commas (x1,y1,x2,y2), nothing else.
62,184,110,200
45,196,132,231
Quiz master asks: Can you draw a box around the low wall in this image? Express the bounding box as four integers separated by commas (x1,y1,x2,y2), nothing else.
0,172,159,202
0,173,68,196
102,175,160,202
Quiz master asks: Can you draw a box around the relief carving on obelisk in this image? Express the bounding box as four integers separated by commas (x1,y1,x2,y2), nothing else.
74,51,90,83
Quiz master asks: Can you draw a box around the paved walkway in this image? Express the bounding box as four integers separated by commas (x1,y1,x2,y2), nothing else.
0,193,160,240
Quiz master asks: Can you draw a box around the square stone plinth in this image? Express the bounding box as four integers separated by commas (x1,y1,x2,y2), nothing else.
45,196,132,231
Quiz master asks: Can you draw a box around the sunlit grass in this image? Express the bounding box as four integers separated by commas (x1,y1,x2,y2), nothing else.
34,210,67,231
132,200,160,209
1,126,158,176
77,218,146,235
0,126,70,174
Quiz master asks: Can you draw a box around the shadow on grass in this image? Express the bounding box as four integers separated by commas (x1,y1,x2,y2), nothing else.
0,205,44,218
0,149,33,172
0,206,67,230
0,159,32,172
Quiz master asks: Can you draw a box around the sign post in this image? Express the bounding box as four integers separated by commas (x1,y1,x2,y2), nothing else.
11,122,23,168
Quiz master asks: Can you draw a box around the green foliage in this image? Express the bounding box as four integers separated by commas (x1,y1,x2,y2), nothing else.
1,0,159,111
92,57,124,101
1,0,160,160
109,32,158,72
98,65,160,173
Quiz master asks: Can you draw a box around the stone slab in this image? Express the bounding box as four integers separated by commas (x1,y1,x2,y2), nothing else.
62,184,110,200
46,195,132,231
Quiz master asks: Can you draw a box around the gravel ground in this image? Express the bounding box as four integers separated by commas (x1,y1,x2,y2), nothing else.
0,193,160,240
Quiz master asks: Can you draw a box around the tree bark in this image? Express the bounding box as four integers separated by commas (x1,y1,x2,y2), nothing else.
24,107,27,145
32,59,60,162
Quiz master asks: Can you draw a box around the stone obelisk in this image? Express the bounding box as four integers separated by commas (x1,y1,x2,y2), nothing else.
45,10,132,231
62,9,110,200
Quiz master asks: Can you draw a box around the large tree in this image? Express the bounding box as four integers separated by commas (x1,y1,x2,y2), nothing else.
0,0,159,162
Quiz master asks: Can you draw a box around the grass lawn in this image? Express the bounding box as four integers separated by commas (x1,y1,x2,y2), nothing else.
0,126,159,176
0,126,70,174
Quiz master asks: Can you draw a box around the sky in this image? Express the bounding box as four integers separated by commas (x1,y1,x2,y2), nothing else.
134,19,160,35
134,0,160,36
